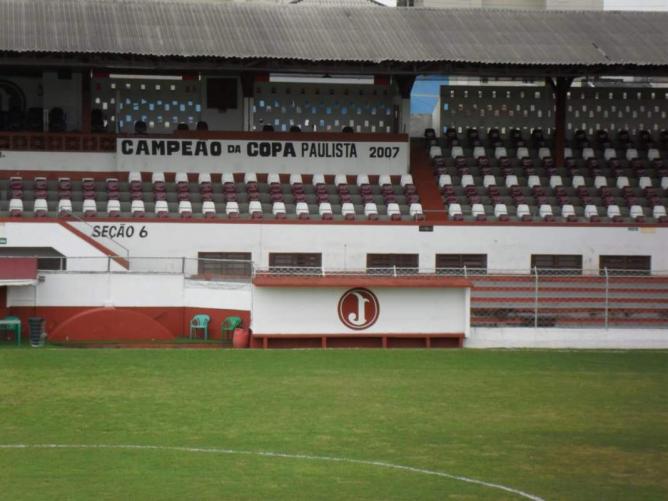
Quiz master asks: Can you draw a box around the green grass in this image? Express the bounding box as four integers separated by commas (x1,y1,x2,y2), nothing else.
0,349,667,500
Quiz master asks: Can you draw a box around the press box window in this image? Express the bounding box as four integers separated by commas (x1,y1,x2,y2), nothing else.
436,254,487,274
207,78,238,110
367,254,418,274
600,255,651,275
198,252,252,278
531,254,582,274
268,253,322,270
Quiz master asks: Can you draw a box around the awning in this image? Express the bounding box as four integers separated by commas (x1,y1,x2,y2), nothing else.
0,258,38,286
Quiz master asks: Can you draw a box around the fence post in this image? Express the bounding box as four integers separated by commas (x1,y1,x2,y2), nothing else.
604,267,609,329
107,256,111,272
534,266,539,328
463,265,468,278
393,265,397,278
181,257,186,275
60,256,65,271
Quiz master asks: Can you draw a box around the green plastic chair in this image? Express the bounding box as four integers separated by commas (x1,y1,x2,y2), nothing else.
189,314,211,340
221,316,242,344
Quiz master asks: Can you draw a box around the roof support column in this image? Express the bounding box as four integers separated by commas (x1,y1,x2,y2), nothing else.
240,72,256,131
393,75,415,135
81,69,92,134
547,76,574,167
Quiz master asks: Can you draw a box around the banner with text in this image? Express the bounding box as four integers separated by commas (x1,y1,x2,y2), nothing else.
116,138,408,174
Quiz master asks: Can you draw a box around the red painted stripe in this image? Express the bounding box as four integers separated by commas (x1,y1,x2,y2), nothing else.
57,222,129,269
0,258,37,280
253,274,472,288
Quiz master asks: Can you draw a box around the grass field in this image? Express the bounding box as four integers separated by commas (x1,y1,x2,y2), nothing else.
1,349,667,500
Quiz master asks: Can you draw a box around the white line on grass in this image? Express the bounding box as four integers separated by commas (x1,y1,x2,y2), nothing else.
0,443,544,500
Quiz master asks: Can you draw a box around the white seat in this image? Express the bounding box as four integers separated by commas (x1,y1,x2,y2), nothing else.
582,147,595,161
33,198,48,215
226,201,240,217
505,175,518,188
130,200,145,215
128,171,142,184
334,174,348,186
319,202,333,217
448,203,463,218
630,205,644,220
272,201,286,217
539,204,553,220
460,174,474,188
451,145,464,159
248,200,262,216
290,174,303,186
175,172,188,184
625,148,638,161
661,177,668,190
584,204,599,220
409,203,424,220
604,148,617,161
648,148,661,161
400,174,413,187
594,176,608,189
483,175,496,188
83,199,97,215
154,200,168,215
564,147,573,159
549,175,563,189
494,146,507,159
312,173,326,186
538,147,551,160
494,204,508,218
638,177,652,190
178,200,193,216
527,175,541,188
58,199,73,215
387,202,401,219
378,175,392,187
562,204,576,219
151,172,165,184
267,173,281,185
198,173,212,185
653,206,667,220
295,202,309,218
341,202,356,218
106,199,121,216
429,145,442,159
607,205,621,219
473,146,486,159
516,204,531,220
472,203,485,219
202,200,216,217
9,198,23,215
222,173,235,185
616,176,629,190
356,174,370,186
438,174,453,188
572,175,585,189
364,202,378,218
244,172,257,184
516,146,529,159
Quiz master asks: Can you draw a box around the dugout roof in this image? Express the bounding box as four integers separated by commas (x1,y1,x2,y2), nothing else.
1,0,668,76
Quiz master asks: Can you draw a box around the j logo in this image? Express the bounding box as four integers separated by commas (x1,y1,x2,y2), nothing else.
338,288,379,330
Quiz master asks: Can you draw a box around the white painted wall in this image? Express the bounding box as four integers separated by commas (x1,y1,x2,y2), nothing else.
66,221,668,272
467,327,668,349
252,287,466,334
7,273,251,309
0,152,116,172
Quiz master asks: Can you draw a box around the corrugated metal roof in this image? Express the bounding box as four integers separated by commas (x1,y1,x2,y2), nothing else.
0,0,667,67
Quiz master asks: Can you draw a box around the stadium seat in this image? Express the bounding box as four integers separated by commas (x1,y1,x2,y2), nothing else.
245,173,258,188
626,148,639,161
107,199,121,217
33,198,48,217
473,146,486,159
267,173,281,186
451,146,464,159
461,174,474,188
438,174,453,189
272,201,287,219
296,202,310,219
661,177,668,191
312,173,326,186
152,172,166,191
378,175,392,187
175,172,189,188
131,200,146,218
483,175,496,188
582,147,595,161
155,200,169,218
249,200,263,219
472,203,486,221
409,203,425,221
448,203,463,221
513,204,529,221
516,146,529,160
334,174,347,187
364,202,379,220
653,206,667,222
638,177,652,190
387,203,401,221
319,202,333,220
616,177,630,190
572,175,585,189
594,176,608,190
604,148,617,161
58,199,73,218
128,171,143,192
357,174,370,187
222,173,235,186
198,172,212,186
562,204,577,222
342,202,356,220
630,205,645,222
549,176,563,189
494,146,507,159
429,145,442,159
607,204,623,222
400,174,414,188
505,175,519,188
202,200,216,218
83,199,97,218
538,147,551,160
585,204,600,222
539,204,554,221
290,174,303,187
564,147,573,159
178,201,193,218
527,175,541,189
494,204,509,221
226,201,240,218
648,148,661,161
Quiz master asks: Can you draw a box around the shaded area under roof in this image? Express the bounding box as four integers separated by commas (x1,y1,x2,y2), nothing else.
0,0,667,71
